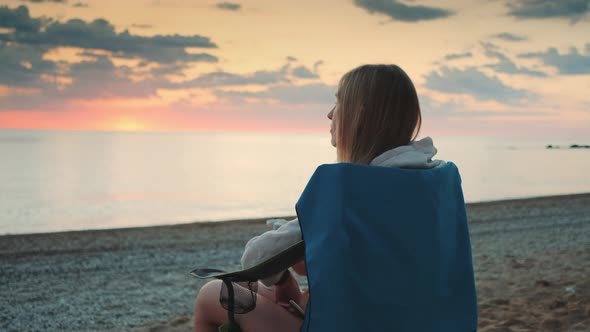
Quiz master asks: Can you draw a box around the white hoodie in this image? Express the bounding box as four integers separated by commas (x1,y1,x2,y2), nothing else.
240,137,444,286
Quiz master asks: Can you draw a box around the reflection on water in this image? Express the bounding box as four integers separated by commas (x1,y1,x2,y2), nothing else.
1,129,589,234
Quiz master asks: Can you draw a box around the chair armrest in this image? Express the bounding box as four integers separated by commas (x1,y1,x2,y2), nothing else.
190,240,305,282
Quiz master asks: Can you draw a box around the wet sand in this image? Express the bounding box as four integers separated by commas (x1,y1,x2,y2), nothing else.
1,194,589,331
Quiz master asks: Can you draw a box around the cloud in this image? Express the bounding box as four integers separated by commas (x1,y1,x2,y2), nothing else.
519,45,590,74
0,5,224,109
492,32,528,42
286,56,297,62
291,65,319,79
506,0,590,23
0,54,160,110
0,41,55,87
72,2,88,8
132,23,153,29
218,83,336,104
313,60,324,73
64,55,157,98
20,0,66,3
424,67,535,104
420,94,546,118
0,5,43,33
485,60,548,77
0,6,218,64
216,2,241,11
170,61,325,89
481,42,547,77
0,5,336,112
168,65,290,88
353,0,454,22
150,63,188,77
444,52,472,61
290,61,324,79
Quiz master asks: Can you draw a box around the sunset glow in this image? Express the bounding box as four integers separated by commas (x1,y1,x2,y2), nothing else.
0,0,589,136
109,117,150,132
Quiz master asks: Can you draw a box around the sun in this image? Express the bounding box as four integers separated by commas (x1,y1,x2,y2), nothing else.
110,116,150,132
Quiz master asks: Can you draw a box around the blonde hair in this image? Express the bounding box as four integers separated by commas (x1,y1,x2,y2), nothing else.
335,64,422,164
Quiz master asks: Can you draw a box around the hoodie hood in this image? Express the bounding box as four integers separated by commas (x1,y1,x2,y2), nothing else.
369,136,444,169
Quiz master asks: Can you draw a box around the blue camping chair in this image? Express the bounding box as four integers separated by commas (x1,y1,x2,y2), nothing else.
192,162,478,332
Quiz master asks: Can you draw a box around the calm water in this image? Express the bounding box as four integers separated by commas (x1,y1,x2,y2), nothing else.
1,129,589,234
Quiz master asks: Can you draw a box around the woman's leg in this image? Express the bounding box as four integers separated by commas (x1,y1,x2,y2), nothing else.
254,282,276,302
194,280,303,332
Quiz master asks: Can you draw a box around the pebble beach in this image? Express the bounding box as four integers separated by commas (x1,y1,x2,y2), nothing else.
1,193,589,331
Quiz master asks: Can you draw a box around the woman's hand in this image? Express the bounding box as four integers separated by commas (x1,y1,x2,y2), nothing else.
292,260,307,276
274,270,305,317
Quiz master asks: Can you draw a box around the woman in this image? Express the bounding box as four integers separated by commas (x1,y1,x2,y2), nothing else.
194,64,444,332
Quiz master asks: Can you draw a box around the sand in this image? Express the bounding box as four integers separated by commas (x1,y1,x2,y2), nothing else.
1,194,589,331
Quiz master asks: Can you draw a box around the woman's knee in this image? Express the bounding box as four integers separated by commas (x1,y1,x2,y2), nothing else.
194,280,224,331
195,279,222,311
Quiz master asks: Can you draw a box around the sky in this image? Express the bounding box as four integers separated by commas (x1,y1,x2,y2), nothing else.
0,0,589,136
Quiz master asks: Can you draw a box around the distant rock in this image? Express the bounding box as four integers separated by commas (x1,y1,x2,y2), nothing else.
546,144,590,149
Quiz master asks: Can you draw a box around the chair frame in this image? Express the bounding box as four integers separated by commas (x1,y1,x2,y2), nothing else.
191,241,306,331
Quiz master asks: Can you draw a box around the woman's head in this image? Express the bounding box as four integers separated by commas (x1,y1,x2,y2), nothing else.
328,64,422,164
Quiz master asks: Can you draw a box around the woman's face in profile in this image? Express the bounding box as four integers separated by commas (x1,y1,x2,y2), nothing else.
327,101,338,147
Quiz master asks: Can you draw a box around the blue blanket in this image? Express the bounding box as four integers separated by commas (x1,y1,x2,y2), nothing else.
295,162,477,332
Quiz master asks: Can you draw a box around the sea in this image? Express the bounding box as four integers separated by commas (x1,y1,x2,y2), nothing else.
1,129,589,234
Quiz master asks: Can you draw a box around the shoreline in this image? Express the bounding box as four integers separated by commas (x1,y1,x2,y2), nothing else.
0,216,288,238
1,193,589,331
2,192,589,238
